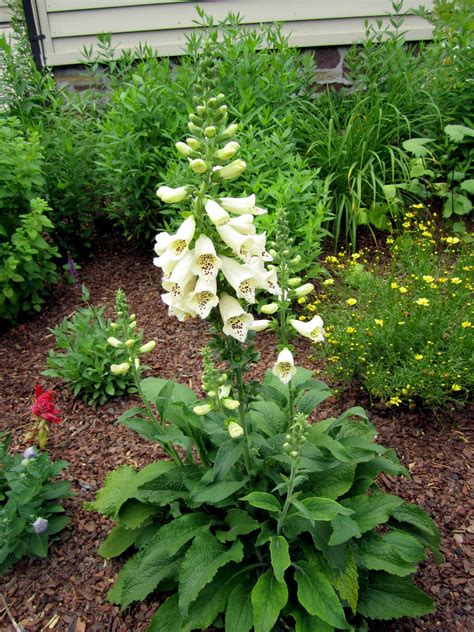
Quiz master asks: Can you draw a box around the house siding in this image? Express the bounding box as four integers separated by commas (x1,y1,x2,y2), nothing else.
11,0,434,66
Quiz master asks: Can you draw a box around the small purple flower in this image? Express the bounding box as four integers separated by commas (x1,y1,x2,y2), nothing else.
23,447,37,459
67,255,80,289
32,517,49,534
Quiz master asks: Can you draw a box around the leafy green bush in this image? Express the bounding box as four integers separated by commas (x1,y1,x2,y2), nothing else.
307,219,473,408
0,434,71,574
43,291,139,406
0,198,59,323
0,117,45,237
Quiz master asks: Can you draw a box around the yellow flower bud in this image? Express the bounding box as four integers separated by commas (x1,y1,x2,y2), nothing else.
193,403,213,416
261,302,279,315
223,123,238,137
204,126,217,138
175,141,193,157
186,137,201,151
189,158,208,174
139,340,157,354
222,398,240,410
107,336,123,348
216,141,240,160
110,362,130,375
228,421,244,439
288,277,302,288
213,160,246,181
125,339,135,348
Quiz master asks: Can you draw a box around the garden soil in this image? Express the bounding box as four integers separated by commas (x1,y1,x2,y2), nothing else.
0,237,472,632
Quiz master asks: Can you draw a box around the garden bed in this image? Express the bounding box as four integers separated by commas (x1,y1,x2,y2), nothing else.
0,236,472,632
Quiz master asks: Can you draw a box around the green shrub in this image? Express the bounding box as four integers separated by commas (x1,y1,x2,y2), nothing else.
0,433,71,574
0,117,45,237
43,291,140,406
0,198,59,323
308,218,473,409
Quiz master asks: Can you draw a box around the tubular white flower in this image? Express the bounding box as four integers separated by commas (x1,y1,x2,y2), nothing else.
294,283,314,297
189,277,219,319
193,403,213,416
222,398,240,410
175,141,194,157
219,194,267,216
107,336,123,348
221,255,259,304
213,159,246,181
154,231,172,256
219,292,254,342
253,264,281,295
216,141,240,161
205,200,230,227
250,319,270,332
161,293,197,321
272,348,297,384
110,362,130,375
228,214,257,236
228,420,244,439
156,185,189,203
154,215,196,266
189,158,208,174
192,234,222,284
162,251,196,299
216,224,256,262
248,233,272,261
261,302,278,315
290,315,325,342
139,340,157,354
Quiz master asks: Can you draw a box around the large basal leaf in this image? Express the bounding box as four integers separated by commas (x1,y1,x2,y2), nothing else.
329,514,362,546
391,502,442,564
117,406,157,442
86,461,174,518
216,508,260,543
98,523,148,559
321,547,359,613
140,377,197,413
248,401,288,437
291,608,334,632
135,465,201,506
296,382,333,415
117,500,158,530
212,440,244,480
305,463,356,500
191,479,248,504
178,531,243,614
270,535,291,583
108,512,210,608
225,575,254,632
251,570,288,632
300,497,354,522
341,493,404,533
357,531,423,577
241,491,282,513
147,594,185,632
294,559,349,629
357,571,435,620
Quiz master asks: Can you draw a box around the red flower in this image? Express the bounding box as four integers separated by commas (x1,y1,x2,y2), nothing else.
31,384,62,425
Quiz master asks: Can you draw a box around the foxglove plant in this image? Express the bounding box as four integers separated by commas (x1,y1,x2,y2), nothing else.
90,42,440,632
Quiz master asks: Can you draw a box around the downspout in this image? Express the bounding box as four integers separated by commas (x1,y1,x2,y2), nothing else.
21,0,45,69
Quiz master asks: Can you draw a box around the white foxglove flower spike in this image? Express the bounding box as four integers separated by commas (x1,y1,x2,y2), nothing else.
220,194,267,216
221,255,258,304
216,224,256,262
205,200,230,227
219,292,254,342
216,141,240,160
213,159,246,181
189,277,219,319
162,251,196,299
290,315,325,342
250,319,270,332
192,234,222,284
272,348,297,384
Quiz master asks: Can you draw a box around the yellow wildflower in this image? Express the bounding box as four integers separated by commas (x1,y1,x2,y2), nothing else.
387,396,402,407
346,298,357,306
398,321,405,325
374,319,384,326
461,321,471,328
415,354,424,361
451,384,462,392
415,298,430,307
450,277,462,284
299,315,306,321
445,237,460,245
307,304,316,312
399,287,408,294
386,237,394,244
391,282,399,289
346,327,356,334
422,275,434,283
323,279,334,286
412,203,424,209
438,277,448,283
297,297,306,305
422,231,432,238
402,221,411,228
325,256,338,264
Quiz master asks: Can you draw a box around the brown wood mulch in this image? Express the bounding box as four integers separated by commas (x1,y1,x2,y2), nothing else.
0,237,472,632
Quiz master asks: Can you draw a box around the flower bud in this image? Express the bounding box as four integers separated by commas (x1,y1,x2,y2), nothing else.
129,314,136,321
218,105,227,115
125,339,135,348
189,158,208,174
32,517,48,534
110,362,130,375
216,93,226,104
223,123,238,137
129,320,137,330
189,113,201,125
188,122,200,133
250,320,270,332
216,141,240,161
196,105,206,116
287,277,301,288
219,373,228,384
21,458,32,467
134,358,140,369
157,185,189,203
110,322,118,329
290,450,299,459
23,447,37,459
261,303,279,315
204,126,217,138
107,336,123,348
291,255,301,265
175,141,194,157
222,398,240,410
213,159,246,181
228,421,244,439
207,97,218,108
186,137,201,151
139,340,156,354
207,390,217,398
193,403,213,416
294,283,314,297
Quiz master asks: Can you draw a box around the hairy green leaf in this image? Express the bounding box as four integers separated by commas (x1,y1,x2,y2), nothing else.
391,503,442,563
291,608,334,632
342,493,404,533
251,570,288,632
241,491,282,513
270,535,291,583
357,572,435,619
225,575,254,632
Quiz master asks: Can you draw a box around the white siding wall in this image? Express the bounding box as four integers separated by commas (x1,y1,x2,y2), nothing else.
11,0,435,66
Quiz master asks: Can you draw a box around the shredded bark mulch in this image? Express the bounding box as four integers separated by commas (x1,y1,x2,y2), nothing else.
0,237,472,632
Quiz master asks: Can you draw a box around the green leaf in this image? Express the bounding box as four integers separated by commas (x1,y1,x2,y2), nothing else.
118,500,157,530
357,572,435,619
341,493,404,533
226,576,254,632
291,608,334,632
191,479,248,504
212,440,243,480
270,536,291,583
87,461,173,518
251,570,288,632
306,463,356,500
329,514,362,546
179,532,243,614
443,194,472,217
183,565,237,631
297,383,333,414
294,560,349,629
108,512,210,607
300,497,354,521
98,523,147,559
148,594,185,632
248,401,287,436
45,515,70,535
444,124,474,142
140,377,197,413
391,502,442,563
402,137,434,157
241,491,282,513
357,531,424,576
322,547,359,613
460,179,474,194
136,465,200,506
216,508,260,543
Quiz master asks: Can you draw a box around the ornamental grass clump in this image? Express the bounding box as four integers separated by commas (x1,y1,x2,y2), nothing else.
88,43,441,631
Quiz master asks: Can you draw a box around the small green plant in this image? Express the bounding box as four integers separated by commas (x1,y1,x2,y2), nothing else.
308,216,473,409
0,117,45,238
0,198,59,324
0,434,71,574
89,49,440,630
43,289,141,406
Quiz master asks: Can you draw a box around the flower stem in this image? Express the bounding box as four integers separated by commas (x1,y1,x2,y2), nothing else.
235,367,252,477
276,461,297,536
